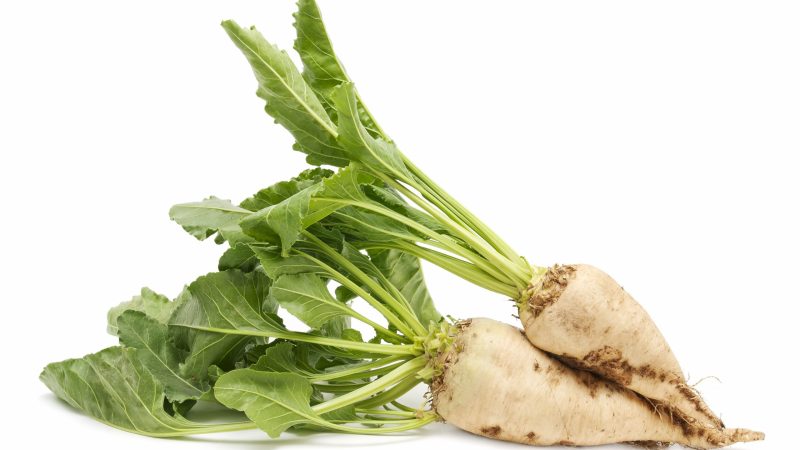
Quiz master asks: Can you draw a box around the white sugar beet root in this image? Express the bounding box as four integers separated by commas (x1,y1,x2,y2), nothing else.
518,264,756,442
433,318,763,448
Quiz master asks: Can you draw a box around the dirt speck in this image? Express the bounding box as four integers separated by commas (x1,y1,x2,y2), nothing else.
480,425,501,437
624,440,670,448
526,431,537,441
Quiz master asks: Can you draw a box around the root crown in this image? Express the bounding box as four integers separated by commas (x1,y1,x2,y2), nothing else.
526,264,576,318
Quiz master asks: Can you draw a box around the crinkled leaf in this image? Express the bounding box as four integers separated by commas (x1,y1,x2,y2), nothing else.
241,168,333,212
293,0,382,137
340,241,387,280
304,328,374,361
240,167,380,257
218,243,259,272
332,83,410,178
334,285,357,302
250,244,326,278
169,196,250,241
170,270,282,335
318,314,351,338
217,221,252,246
251,342,315,377
370,249,442,327
328,206,420,243
239,166,370,255
318,164,373,202
40,347,233,437
175,330,252,388
207,365,225,383
221,20,349,167
117,311,205,402
107,287,176,336
270,273,351,329
169,271,280,383
239,183,322,255
215,369,329,438
305,406,359,430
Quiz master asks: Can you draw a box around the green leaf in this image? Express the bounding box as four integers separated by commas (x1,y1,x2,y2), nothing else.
318,314,351,338
169,196,250,241
174,330,251,389
247,340,358,378
240,168,333,212
117,311,205,402
340,241,387,280
328,206,420,243
239,183,322,254
293,0,382,137
240,167,382,258
335,285,357,302
240,166,371,255
318,164,373,201
107,287,176,336
251,342,315,377
218,243,258,272
215,369,327,438
293,0,347,102
304,328,376,361
40,347,239,437
370,249,442,327
221,20,349,167
169,271,280,383
306,406,359,429
270,273,351,329
250,244,326,278
332,83,410,178
170,270,283,336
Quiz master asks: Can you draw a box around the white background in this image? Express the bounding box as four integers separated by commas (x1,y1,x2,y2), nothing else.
1,0,797,448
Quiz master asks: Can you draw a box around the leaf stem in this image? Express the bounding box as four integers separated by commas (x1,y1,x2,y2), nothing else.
292,248,416,339
171,324,418,356
318,414,437,435
310,355,409,382
357,241,518,298
403,156,527,268
302,232,427,336
353,376,422,409
319,197,518,286
355,408,417,418
313,356,426,414
374,172,530,286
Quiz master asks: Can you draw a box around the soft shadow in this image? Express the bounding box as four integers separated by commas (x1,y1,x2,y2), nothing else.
41,392,438,448
181,427,438,447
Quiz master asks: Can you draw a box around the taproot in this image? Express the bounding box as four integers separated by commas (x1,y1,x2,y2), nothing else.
433,317,762,448
519,264,728,436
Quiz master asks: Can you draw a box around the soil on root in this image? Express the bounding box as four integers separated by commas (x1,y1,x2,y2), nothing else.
558,345,669,387
558,346,726,438
526,264,576,318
